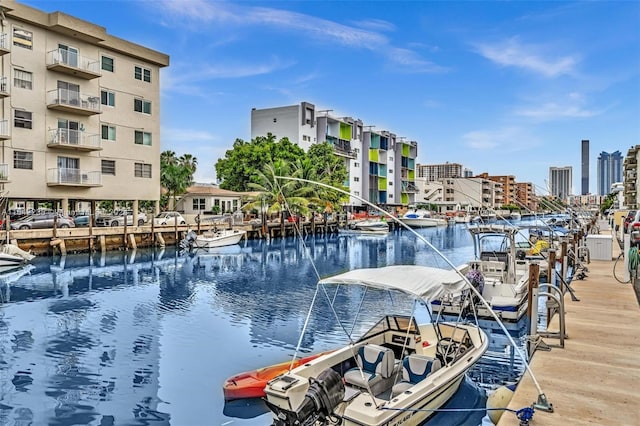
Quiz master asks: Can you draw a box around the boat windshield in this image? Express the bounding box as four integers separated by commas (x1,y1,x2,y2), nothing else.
357,315,420,341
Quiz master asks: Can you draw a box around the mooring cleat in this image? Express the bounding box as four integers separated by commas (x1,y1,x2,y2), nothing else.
533,393,554,412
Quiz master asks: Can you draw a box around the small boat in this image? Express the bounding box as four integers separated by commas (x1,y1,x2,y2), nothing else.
223,351,331,401
263,265,488,426
0,251,29,269
398,209,447,228
192,229,246,249
432,224,532,321
341,219,389,234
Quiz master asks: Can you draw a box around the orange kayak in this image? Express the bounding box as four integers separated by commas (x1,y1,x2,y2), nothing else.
223,351,330,401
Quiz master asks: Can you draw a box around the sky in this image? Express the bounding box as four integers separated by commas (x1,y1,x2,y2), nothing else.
22,0,640,195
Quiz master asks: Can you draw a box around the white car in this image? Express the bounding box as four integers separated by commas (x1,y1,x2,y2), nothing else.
153,211,186,226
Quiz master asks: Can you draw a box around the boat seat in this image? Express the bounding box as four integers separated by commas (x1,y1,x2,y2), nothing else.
344,344,395,395
391,355,441,397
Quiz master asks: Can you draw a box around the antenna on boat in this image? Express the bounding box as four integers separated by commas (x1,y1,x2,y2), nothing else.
276,175,553,413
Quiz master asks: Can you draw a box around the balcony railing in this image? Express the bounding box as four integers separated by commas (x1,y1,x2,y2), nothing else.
0,76,8,98
401,182,418,193
327,136,357,159
47,89,101,115
0,164,8,182
48,128,101,151
47,168,102,187
0,33,8,55
0,120,8,140
46,49,100,79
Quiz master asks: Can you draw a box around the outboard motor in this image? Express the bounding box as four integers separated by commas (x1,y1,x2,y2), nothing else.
266,368,345,426
179,230,198,251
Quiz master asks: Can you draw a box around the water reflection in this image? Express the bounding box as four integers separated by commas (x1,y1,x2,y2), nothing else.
0,226,531,425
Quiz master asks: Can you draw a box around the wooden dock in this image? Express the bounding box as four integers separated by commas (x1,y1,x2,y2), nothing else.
498,221,640,425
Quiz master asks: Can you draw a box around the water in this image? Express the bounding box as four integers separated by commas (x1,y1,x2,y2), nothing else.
0,225,531,425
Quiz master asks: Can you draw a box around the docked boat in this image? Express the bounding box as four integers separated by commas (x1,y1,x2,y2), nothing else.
223,351,332,401
398,209,448,228
263,265,488,426
192,229,246,249
341,219,390,234
432,224,533,321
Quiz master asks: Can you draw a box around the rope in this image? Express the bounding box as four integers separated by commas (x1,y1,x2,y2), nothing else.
381,405,535,424
628,246,639,277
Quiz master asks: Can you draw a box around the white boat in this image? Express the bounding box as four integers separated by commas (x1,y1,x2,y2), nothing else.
192,229,246,249
341,219,390,234
432,224,532,321
263,265,489,426
0,252,28,269
398,209,448,228
509,212,522,221
453,211,472,223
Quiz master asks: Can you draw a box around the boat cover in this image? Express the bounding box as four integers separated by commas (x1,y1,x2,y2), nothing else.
318,265,468,301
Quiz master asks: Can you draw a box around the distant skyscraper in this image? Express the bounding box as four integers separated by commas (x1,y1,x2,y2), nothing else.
597,151,623,195
581,140,589,195
549,166,573,200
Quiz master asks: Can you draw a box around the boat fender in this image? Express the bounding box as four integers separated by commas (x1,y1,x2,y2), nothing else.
486,385,514,424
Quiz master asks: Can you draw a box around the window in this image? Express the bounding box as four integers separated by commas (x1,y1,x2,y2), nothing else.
134,163,152,178
14,151,33,169
134,98,151,114
14,110,32,129
354,162,359,167
389,169,393,174
14,69,32,90
134,131,152,146
134,66,151,82
192,198,206,211
101,56,114,72
101,160,116,175
354,176,360,182
101,125,116,141
13,28,32,50
389,182,393,186
101,90,115,107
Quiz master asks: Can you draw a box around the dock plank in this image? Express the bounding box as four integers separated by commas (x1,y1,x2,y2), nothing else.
498,225,640,426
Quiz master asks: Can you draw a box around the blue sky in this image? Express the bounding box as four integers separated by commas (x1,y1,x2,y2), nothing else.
24,0,640,195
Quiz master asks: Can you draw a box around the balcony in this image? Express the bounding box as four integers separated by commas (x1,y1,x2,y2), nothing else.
47,168,102,187
0,120,8,140
46,49,100,79
47,89,101,116
0,77,8,98
326,135,357,159
0,164,9,183
48,128,102,151
0,34,8,55
401,182,418,193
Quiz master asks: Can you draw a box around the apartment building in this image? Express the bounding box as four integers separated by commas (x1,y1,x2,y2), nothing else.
623,145,639,209
250,101,418,209
0,0,169,214
515,182,537,211
475,173,516,206
416,162,463,181
549,166,573,201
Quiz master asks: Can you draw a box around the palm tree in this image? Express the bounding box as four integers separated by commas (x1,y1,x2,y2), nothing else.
160,150,197,210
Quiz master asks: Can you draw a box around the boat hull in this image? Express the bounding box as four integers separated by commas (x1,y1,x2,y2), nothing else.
193,230,245,249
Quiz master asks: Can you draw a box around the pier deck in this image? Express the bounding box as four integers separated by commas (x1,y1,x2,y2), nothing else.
498,222,640,426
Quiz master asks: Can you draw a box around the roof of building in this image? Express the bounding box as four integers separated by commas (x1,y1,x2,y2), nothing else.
183,184,248,197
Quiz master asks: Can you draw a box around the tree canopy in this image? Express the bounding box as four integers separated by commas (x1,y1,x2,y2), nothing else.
161,151,198,209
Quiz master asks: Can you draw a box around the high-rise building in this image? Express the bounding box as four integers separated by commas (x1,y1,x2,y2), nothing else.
581,140,589,195
597,151,623,195
0,0,169,215
251,102,418,208
416,162,463,181
549,166,572,200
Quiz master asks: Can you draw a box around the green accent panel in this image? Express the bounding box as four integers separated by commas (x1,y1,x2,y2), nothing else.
339,122,352,140
408,170,415,180
378,177,387,190
402,144,410,156
402,193,409,204
369,149,379,162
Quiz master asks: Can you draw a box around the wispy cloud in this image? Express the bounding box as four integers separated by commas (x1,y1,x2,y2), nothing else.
155,0,441,72
162,128,218,144
515,92,604,120
463,127,540,151
475,37,578,77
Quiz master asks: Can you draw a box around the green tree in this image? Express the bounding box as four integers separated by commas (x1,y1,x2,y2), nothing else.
215,133,305,191
160,150,197,210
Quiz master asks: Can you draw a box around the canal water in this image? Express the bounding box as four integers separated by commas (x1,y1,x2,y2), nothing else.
0,224,531,426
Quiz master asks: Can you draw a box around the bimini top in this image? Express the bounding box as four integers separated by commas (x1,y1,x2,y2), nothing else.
317,265,467,301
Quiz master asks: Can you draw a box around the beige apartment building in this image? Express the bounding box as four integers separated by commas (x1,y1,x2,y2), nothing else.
0,0,169,215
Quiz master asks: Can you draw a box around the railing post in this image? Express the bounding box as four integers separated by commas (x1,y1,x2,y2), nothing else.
527,262,540,356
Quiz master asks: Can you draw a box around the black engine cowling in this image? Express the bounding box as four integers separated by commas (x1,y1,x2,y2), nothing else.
267,368,345,426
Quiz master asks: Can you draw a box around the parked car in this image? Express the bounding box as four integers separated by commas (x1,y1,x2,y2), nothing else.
624,210,637,233
10,213,75,230
153,211,186,226
95,210,147,227
73,214,91,227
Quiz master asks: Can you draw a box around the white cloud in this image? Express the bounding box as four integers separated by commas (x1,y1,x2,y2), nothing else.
463,127,539,151
515,92,604,120
475,37,578,77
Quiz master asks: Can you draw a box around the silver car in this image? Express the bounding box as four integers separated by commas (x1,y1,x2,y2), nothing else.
10,213,75,230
